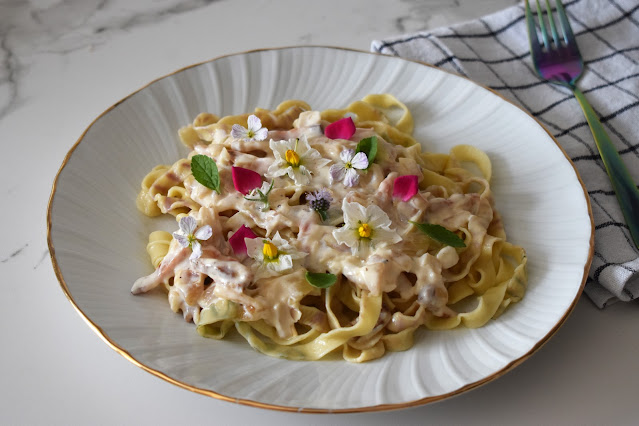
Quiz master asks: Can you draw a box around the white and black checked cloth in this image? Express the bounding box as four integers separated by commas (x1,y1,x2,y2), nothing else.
372,0,639,308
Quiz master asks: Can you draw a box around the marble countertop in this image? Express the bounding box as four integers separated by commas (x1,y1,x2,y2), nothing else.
3,0,638,424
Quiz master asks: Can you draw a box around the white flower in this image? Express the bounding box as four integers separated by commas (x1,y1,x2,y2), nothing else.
329,149,368,187
332,199,401,255
245,232,307,280
265,135,330,186
231,114,268,141
172,216,213,261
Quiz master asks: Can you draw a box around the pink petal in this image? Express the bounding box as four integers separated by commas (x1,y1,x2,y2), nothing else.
393,175,419,202
229,225,258,256
324,117,356,140
232,166,262,195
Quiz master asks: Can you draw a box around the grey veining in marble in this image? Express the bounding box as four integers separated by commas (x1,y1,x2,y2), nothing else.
395,0,520,33
0,0,221,120
0,243,28,264
15,2,636,425
0,0,519,122
33,248,50,270
0,2,18,119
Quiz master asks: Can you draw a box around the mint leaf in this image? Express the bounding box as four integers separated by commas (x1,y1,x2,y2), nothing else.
355,136,377,169
305,271,337,288
191,155,220,193
410,221,466,248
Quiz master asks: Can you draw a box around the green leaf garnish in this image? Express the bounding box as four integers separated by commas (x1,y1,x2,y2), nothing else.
355,136,377,169
316,209,328,221
191,154,220,193
305,271,337,288
410,221,466,248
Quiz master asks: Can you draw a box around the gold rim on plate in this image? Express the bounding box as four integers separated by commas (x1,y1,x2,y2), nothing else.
47,45,594,414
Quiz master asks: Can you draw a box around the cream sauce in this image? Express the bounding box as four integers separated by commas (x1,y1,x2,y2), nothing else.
133,111,497,338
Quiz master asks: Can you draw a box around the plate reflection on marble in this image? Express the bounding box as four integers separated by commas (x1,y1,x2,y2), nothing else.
48,46,592,412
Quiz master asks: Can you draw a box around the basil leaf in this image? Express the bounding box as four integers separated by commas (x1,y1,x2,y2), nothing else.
191,155,220,193
410,221,466,248
355,136,377,168
305,271,337,288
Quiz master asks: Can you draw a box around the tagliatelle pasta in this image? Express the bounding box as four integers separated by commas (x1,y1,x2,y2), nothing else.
131,94,527,362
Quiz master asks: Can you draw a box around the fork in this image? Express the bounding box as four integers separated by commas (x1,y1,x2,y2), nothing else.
525,0,639,250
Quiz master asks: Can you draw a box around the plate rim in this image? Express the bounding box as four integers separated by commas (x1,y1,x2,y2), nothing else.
46,45,595,413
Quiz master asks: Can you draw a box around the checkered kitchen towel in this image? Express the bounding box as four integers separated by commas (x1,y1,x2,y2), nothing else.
372,0,639,308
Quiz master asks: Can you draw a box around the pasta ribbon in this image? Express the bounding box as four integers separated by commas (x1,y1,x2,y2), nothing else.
133,94,527,363
146,231,172,268
236,292,382,361
450,144,492,182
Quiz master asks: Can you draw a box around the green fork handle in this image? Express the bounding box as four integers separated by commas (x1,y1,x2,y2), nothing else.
572,87,639,250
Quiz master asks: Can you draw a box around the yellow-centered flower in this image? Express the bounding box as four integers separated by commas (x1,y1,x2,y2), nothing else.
358,223,372,238
333,200,402,256
285,149,300,167
262,240,279,260
245,232,308,280
266,135,330,186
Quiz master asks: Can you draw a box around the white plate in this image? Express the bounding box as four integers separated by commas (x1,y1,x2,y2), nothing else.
48,46,593,412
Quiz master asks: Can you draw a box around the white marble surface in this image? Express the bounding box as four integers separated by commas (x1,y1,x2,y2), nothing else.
2,0,638,424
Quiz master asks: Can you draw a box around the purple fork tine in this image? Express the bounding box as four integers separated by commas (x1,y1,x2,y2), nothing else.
525,0,639,249
526,0,583,86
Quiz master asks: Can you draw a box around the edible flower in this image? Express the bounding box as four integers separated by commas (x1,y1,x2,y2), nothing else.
231,114,268,141
307,188,333,221
232,166,263,195
329,149,369,187
325,117,356,140
332,200,401,255
228,225,258,256
392,175,419,201
173,216,213,261
244,180,274,211
266,135,330,186
245,232,307,279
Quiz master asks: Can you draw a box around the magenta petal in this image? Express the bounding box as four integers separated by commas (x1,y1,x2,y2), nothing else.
229,225,257,256
324,117,356,140
393,175,419,201
232,166,262,195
